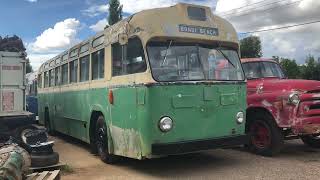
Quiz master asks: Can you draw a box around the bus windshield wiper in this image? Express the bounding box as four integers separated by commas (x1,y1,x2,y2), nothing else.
161,40,173,67
217,48,236,68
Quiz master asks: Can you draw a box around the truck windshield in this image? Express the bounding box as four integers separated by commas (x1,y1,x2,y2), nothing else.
242,62,285,79
147,42,244,82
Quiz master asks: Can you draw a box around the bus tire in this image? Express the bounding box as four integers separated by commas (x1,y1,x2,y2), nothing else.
44,108,55,136
300,135,320,148
95,115,119,164
247,112,284,156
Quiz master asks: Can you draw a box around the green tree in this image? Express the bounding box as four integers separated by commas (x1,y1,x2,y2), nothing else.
26,58,33,73
301,55,319,80
240,36,262,58
279,58,300,79
108,0,123,26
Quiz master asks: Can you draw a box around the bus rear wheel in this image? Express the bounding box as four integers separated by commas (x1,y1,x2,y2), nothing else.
247,113,284,156
95,116,118,164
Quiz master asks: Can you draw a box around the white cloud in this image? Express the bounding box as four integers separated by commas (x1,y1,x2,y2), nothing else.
89,18,108,32
28,18,80,53
26,0,37,2
216,0,320,63
82,4,109,17
27,53,57,70
27,18,81,70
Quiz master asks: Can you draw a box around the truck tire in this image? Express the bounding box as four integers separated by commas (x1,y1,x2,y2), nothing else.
247,112,284,156
95,116,119,164
300,135,320,148
14,125,37,143
30,152,59,167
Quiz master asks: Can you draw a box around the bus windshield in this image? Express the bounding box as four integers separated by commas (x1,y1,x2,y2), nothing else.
147,42,244,82
242,62,285,79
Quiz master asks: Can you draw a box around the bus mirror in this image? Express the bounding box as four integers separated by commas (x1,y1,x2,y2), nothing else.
119,33,128,45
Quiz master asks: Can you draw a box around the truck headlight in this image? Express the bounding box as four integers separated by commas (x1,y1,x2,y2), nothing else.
289,93,300,105
236,112,244,124
159,117,173,132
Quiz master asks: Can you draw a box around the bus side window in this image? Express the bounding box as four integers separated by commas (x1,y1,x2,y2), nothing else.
92,49,105,80
80,55,90,82
70,60,78,83
55,67,61,86
61,64,68,85
49,69,55,87
44,71,49,88
112,37,147,76
38,74,42,88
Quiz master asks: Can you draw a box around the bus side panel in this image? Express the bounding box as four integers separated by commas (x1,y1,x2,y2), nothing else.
57,89,95,142
108,86,143,159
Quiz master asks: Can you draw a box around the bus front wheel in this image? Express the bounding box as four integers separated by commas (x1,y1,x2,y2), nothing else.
247,112,284,156
95,116,119,164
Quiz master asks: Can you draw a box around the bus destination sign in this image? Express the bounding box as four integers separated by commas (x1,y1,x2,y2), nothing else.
179,24,219,36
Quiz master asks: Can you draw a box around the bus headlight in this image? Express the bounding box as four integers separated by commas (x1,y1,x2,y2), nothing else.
236,112,244,124
288,93,300,105
159,117,173,132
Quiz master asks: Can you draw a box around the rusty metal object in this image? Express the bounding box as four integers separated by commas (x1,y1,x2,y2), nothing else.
297,124,320,135
0,144,31,180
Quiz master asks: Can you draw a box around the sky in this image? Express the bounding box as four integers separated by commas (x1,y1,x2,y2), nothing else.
0,0,319,70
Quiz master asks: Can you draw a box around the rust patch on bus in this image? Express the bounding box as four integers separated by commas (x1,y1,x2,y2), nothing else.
109,125,142,159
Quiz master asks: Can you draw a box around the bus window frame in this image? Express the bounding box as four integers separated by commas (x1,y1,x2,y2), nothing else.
91,47,105,81
111,36,147,77
61,62,69,86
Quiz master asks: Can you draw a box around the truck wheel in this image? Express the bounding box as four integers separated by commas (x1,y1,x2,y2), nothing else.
44,109,55,136
30,152,59,167
300,135,320,148
247,113,284,156
95,116,119,164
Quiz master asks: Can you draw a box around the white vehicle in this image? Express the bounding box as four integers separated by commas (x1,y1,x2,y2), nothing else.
0,51,34,135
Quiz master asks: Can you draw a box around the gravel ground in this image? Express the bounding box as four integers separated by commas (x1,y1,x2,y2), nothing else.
52,135,320,180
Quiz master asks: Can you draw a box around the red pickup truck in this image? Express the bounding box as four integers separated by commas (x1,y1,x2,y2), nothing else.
241,58,320,156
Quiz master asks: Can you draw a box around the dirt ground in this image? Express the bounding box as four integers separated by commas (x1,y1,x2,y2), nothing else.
52,135,320,180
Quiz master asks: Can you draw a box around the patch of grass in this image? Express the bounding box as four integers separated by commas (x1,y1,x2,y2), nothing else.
60,164,74,174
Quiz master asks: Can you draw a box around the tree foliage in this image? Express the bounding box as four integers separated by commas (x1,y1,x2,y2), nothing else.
276,55,320,81
279,58,300,79
240,36,262,58
0,35,33,73
108,0,123,26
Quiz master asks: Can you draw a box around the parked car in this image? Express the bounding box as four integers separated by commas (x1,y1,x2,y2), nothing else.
241,58,320,156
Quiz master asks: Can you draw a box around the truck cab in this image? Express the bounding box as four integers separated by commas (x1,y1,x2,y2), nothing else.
0,51,35,140
241,58,320,156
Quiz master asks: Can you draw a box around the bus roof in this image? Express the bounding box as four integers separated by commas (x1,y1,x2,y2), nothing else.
241,58,277,64
39,3,239,73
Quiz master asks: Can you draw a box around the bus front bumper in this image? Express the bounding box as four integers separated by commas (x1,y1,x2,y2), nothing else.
151,135,248,155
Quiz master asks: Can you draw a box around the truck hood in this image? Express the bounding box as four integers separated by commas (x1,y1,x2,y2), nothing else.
258,78,320,93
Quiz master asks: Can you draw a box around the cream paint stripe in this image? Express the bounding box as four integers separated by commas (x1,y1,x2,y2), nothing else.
38,72,156,93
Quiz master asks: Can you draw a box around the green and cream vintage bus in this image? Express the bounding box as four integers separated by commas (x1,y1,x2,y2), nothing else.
37,3,247,163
